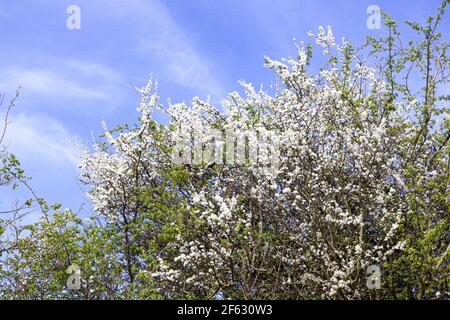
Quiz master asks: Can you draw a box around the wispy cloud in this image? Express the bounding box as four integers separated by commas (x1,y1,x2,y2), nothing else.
140,41,224,98
100,0,226,98
65,59,122,83
1,67,108,100
2,112,86,214
0,58,125,113
6,113,81,168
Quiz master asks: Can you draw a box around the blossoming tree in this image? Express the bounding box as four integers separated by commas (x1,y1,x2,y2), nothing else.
1,1,448,300
78,1,449,299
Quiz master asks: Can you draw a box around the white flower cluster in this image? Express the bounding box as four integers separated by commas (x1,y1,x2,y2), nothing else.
80,81,161,219
81,28,418,299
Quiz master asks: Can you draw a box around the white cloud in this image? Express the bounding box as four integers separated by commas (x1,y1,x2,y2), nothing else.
5,113,81,168
1,113,87,218
65,59,122,83
101,0,225,98
2,67,108,100
142,42,224,98
0,59,125,113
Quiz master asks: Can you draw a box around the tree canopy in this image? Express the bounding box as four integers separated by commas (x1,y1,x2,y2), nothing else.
1,1,449,300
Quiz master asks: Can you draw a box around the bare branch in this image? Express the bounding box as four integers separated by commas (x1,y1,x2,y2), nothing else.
0,88,20,146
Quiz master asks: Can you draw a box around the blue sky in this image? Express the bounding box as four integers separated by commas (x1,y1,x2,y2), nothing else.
0,0,448,216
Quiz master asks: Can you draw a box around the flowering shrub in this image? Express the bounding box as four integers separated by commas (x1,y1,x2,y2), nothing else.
1,2,449,299
78,3,449,300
